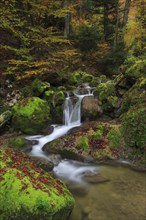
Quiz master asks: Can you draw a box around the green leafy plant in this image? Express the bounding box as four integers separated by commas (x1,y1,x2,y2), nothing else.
76,136,89,151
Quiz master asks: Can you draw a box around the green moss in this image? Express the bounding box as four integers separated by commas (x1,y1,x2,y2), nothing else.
12,97,51,134
121,105,146,150
0,148,75,220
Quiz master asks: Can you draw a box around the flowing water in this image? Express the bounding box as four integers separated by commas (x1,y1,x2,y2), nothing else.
26,83,93,158
27,84,146,220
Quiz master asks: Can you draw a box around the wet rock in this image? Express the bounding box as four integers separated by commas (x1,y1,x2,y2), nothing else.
82,96,102,121
47,154,62,166
83,173,110,184
31,157,54,171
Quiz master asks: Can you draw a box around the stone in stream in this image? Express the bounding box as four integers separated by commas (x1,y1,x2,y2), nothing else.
83,172,110,184
31,156,55,172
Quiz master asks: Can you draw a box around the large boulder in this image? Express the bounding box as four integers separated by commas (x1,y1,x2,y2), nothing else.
12,97,51,134
81,96,102,121
0,148,75,220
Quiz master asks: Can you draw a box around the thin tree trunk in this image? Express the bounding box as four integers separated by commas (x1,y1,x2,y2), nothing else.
103,3,109,41
113,1,120,51
123,0,131,26
64,0,70,37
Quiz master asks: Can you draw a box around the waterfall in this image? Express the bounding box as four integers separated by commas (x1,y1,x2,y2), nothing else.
63,96,83,126
26,84,94,157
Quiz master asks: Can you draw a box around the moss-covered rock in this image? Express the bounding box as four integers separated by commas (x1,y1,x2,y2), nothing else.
0,148,74,220
121,105,146,150
12,97,51,134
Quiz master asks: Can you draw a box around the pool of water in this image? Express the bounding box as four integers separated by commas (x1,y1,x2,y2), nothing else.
65,164,146,220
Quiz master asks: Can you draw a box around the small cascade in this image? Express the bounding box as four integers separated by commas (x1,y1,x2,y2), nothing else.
63,95,83,126
26,84,97,183
27,84,93,155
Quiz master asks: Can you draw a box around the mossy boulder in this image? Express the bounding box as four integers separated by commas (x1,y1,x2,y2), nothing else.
12,97,51,134
0,148,74,220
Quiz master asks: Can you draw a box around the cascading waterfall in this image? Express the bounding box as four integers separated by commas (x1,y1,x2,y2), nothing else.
26,84,98,183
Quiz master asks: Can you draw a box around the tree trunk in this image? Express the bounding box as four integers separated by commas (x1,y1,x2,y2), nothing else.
64,0,70,37
113,1,120,51
103,3,109,41
123,0,131,26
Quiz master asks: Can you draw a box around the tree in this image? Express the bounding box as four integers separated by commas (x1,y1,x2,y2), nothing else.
123,0,131,26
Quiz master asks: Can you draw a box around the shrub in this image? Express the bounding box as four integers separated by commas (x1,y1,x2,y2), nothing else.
95,81,118,112
107,127,122,149
121,105,146,150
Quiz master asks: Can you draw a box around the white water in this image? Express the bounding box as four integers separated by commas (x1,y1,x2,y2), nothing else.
54,159,98,184
26,84,98,183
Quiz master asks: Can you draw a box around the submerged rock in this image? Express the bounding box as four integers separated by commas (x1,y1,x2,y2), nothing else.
83,173,110,184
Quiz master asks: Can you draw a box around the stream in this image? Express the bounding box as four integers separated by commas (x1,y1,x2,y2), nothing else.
67,163,146,220
26,84,146,220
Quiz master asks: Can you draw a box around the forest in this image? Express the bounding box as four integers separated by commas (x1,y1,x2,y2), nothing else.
0,0,146,220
